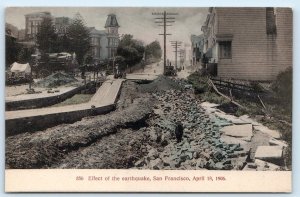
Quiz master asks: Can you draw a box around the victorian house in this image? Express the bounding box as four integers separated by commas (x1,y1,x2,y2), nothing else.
89,14,120,63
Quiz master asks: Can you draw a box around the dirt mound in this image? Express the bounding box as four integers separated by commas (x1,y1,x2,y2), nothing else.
140,75,183,93
35,72,78,88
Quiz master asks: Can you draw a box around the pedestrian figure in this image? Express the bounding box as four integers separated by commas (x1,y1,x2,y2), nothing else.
175,122,184,143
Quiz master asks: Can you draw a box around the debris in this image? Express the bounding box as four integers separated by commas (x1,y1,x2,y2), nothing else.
255,159,281,171
255,146,283,165
149,158,164,170
254,125,281,139
220,124,253,140
269,138,288,147
35,72,78,88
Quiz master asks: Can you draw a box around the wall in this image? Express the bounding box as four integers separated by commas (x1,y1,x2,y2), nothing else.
6,85,87,111
100,36,109,60
6,104,115,136
275,8,293,74
216,8,278,81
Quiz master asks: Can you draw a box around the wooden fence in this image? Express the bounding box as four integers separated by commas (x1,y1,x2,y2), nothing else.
210,77,264,94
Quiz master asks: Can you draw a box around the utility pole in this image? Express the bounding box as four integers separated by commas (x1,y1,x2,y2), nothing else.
170,41,182,70
179,49,185,68
152,11,178,74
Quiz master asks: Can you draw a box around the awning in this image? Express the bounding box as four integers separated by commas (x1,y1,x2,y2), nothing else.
10,62,31,73
216,34,233,42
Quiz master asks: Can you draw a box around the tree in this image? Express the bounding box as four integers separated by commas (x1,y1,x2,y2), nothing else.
117,34,145,67
271,67,292,107
36,17,58,53
145,40,162,62
66,13,91,66
17,47,35,64
5,28,20,67
57,34,70,52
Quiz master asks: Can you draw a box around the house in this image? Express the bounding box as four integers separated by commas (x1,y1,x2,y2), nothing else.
105,14,120,59
88,14,120,63
55,17,72,36
89,27,108,63
25,12,51,40
190,34,204,66
22,11,120,63
201,7,292,81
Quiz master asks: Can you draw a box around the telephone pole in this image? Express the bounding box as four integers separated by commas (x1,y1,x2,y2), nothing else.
152,11,178,74
179,49,185,68
170,41,182,69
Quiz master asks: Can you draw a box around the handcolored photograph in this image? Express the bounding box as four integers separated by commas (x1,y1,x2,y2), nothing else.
5,7,292,172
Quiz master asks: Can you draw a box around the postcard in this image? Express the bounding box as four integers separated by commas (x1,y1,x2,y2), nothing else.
5,7,292,192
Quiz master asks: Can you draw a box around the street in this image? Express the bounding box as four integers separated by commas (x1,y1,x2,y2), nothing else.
5,63,286,170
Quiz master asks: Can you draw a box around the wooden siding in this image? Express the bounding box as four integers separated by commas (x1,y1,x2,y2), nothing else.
214,8,292,81
275,8,293,74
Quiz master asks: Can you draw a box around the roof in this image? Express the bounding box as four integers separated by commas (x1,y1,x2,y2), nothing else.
89,27,107,35
191,34,204,43
10,62,31,73
25,11,51,17
105,14,120,28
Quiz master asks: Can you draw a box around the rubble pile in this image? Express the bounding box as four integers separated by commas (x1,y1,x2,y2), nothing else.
6,78,287,170
132,89,249,170
34,72,78,88
140,75,184,93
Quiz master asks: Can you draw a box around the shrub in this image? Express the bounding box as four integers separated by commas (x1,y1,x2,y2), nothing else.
271,67,292,113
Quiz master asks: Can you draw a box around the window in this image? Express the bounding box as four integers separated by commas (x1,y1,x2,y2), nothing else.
219,41,232,59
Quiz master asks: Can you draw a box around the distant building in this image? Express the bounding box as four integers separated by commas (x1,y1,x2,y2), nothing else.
105,14,120,59
88,14,120,63
25,12,51,40
89,27,108,62
55,17,72,36
201,7,292,81
190,34,204,66
22,11,120,62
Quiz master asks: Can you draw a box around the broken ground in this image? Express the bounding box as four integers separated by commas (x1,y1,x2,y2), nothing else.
5,76,289,170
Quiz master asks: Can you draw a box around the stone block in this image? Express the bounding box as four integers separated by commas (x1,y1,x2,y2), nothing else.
200,102,219,108
200,152,210,160
254,125,281,139
255,159,281,171
215,112,247,124
147,148,159,160
134,158,145,167
220,124,253,139
149,158,164,170
220,135,248,145
269,138,288,147
238,115,262,126
255,146,283,159
255,146,283,165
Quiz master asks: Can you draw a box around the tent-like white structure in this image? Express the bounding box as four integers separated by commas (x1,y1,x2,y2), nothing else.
10,62,31,74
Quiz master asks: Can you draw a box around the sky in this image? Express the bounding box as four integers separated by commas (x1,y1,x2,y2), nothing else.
5,7,208,60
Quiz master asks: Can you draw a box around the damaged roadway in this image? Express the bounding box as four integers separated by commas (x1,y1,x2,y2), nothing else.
5,76,286,170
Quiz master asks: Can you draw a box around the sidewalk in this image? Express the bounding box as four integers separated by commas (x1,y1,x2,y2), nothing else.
6,79,124,120
5,86,78,102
